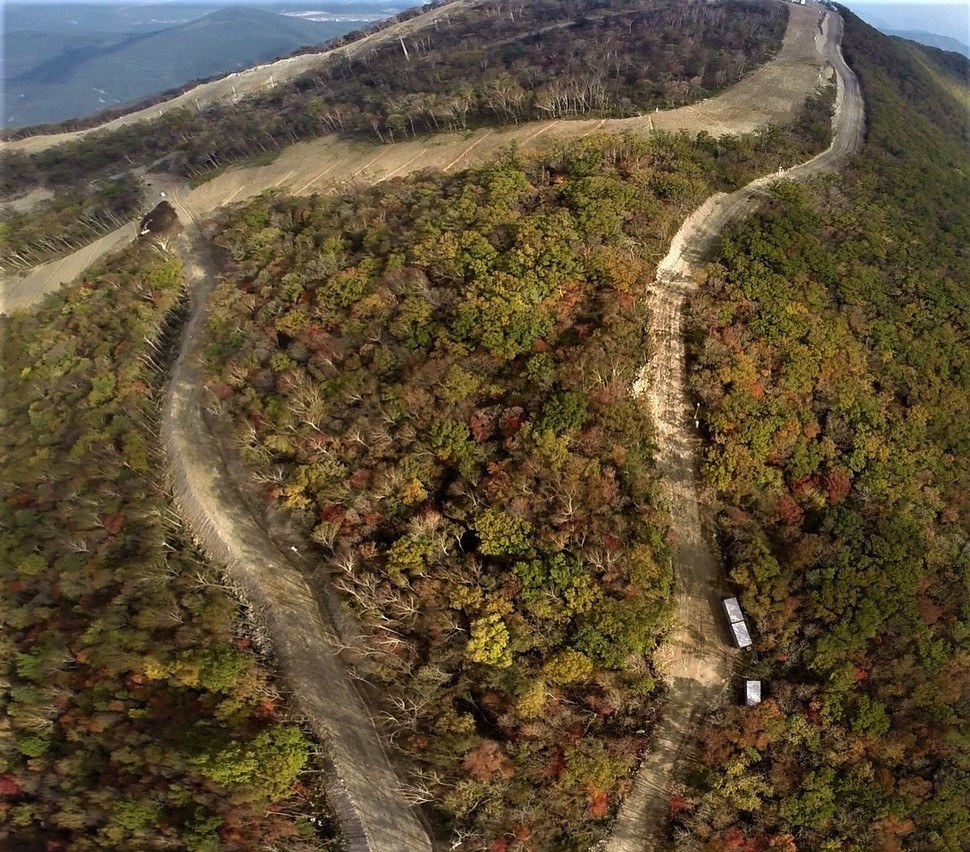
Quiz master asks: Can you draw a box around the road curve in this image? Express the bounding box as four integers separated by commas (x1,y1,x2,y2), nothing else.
161,192,434,852
600,9,864,852
6,6,862,848
1,4,829,316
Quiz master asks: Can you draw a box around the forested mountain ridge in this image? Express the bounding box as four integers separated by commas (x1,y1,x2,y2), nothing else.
0,2,814,846
7,1,969,850
673,10,970,850
2,0,786,194
2,0,790,287
3,6,358,130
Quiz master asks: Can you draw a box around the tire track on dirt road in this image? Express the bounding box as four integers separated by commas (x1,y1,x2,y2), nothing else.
161,188,434,852
600,10,864,852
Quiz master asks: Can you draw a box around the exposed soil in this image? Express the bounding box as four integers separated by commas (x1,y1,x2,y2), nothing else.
0,4,831,316
161,195,434,852
1,186,53,214
600,9,864,851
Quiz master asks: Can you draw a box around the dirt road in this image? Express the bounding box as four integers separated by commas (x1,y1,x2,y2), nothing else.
0,5,826,313
600,9,864,852
0,4,830,316
162,192,433,852
4,3,863,849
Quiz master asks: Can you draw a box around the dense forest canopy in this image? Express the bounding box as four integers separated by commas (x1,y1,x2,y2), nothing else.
8,0,970,848
672,12,970,851
0,247,337,848
197,120,827,848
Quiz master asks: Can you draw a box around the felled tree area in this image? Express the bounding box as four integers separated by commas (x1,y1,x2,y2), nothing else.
674,15,970,852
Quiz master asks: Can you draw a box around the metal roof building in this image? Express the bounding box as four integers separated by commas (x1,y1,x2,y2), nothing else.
722,596,753,649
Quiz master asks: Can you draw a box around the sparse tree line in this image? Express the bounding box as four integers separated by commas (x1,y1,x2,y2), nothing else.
0,0,785,199
669,16,970,851
284,0,784,142
0,175,142,272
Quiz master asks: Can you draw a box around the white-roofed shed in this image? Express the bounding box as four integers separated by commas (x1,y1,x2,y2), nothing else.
722,596,744,625
729,618,753,648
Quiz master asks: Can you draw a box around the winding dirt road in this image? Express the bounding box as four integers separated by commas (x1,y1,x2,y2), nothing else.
1,3,829,315
5,4,863,849
601,10,864,852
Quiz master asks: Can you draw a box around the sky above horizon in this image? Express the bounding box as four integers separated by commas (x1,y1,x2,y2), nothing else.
3,0,968,47
845,0,969,45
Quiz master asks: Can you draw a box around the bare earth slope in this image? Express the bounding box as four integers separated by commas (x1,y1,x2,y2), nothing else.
601,11,864,851
1,4,827,315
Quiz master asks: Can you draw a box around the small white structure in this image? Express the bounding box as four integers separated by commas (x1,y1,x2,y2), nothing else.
722,596,753,648
745,680,762,706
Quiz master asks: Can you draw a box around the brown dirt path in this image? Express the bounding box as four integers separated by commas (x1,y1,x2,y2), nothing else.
162,191,434,852
600,9,864,851
1,4,829,315
2,4,864,850
1,2,823,158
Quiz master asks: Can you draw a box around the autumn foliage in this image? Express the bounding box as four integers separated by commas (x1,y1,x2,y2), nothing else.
676,15,970,851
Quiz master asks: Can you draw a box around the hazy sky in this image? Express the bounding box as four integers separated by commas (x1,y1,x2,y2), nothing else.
845,0,970,43
5,0,969,46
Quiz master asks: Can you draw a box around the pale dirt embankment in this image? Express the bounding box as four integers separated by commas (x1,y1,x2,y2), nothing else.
601,9,864,852
1,4,829,315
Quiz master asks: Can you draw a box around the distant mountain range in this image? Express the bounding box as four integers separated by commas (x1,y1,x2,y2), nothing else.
847,1,970,56
883,29,970,57
2,4,391,129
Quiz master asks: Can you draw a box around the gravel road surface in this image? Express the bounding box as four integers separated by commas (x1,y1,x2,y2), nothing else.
162,201,434,851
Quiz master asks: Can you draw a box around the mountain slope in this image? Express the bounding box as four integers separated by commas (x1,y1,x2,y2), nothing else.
3,7,356,129
884,28,970,57
671,11,970,851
